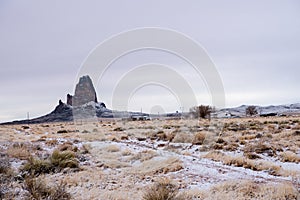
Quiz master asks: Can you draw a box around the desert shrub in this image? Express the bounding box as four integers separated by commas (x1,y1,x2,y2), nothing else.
245,152,261,160
0,157,11,174
0,157,15,198
113,127,124,131
57,129,68,134
203,151,283,176
130,150,158,162
7,142,31,160
143,179,185,200
24,177,71,200
192,132,206,145
22,150,78,176
163,125,172,129
207,180,299,200
166,132,176,142
280,151,300,163
22,125,30,129
172,132,193,143
22,157,53,176
121,148,132,156
120,135,129,140
224,143,239,151
58,141,78,152
50,150,79,169
190,105,213,119
245,106,258,116
244,142,276,157
45,139,58,146
157,132,168,141
293,130,300,136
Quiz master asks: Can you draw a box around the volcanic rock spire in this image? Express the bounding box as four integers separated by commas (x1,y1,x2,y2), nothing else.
67,75,98,106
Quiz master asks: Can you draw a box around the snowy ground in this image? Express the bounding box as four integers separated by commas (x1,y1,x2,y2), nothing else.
0,117,299,199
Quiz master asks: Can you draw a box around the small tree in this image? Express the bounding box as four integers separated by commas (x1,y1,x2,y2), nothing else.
246,106,258,116
190,105,213,119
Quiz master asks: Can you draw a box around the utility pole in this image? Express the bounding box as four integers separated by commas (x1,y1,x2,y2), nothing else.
27,112,30,125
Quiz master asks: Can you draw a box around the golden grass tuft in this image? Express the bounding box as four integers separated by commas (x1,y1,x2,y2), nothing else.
22,156,53,176
143,178,186,200
104,144,120,152
132,157,183,175
192,132,206,145
172,132,193,143
280,151,300,163
24,176,71,200
7,143,31,160
203,151,285,176
50,150,79,169
202,180,299,200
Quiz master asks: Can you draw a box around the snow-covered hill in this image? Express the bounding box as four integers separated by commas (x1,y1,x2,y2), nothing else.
216,103,300,118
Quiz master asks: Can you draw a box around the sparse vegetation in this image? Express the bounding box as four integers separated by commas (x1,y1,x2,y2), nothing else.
7,142,31,160
24,177,71,200
203,180,299,200
246,106,258,116
22,150,79,176
143,179,185,200
192,132,206,145
0,117,299,199
22,156,53,176
280,151,300,163
190,105,213,119
50,150,79,169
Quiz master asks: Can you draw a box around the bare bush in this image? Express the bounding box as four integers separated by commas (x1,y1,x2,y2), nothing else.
190,105,213,119
246,106,258,116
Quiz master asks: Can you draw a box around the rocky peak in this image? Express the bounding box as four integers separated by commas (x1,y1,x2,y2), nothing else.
69,75,98,106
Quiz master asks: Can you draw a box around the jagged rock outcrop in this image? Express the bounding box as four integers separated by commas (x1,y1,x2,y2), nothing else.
72,75,98,106
1,75,112,124
67,94,73,106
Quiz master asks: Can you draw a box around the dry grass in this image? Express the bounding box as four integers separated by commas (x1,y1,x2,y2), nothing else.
0,156,15,199
280,151,300,163
58,141,78,152
192,132,206,145
24,176,71,200
22,150,79,176
1,117,300,199
121,148,132,156
203,151,284,176
199,180,299,200
45,139,58,146
7,142,31,160
22,156,54,176
50,150,79,169
143,178,187,200
244,142,276,157
130,150,158,162
172,132,193,143
131,157,183,175
104,144,120,152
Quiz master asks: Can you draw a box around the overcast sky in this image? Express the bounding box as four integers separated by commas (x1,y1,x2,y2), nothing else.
0,0,300,122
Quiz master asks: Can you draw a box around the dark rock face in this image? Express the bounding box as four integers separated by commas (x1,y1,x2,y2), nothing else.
67,94,73,106
72,76,98,106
